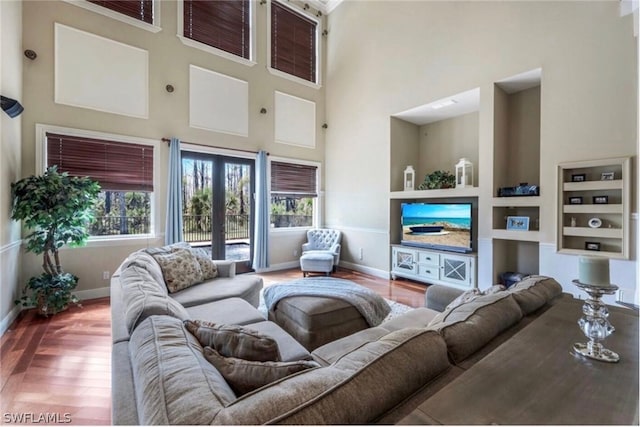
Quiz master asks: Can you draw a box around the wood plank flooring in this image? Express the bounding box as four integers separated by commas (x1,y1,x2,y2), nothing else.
0,268,426,425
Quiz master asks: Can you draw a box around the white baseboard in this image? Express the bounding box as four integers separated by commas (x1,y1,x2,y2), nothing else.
0,305,22,336
254,261,300,273
339,261,389,280
75,286,111,301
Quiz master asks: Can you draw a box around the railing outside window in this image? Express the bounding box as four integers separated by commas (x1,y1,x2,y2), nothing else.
183,214,250,243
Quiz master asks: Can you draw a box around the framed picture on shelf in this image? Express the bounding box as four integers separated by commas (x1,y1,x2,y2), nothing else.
569,196,583,205
585,241,601,251
571,173,586,182
601,171,614,180
593,195,609,204
506,216,530,231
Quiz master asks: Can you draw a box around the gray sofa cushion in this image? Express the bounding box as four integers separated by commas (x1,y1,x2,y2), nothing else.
508,275,563,315
203,347,319,396
428,292,523,364
185,297,266,326
185,320,281,362
214,328,451,425
129,315,236,425
171,275,263,308
120,264,189,333
246,320,312,362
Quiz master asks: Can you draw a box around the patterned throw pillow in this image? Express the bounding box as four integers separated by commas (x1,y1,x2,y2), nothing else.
191,248,218,280
152,248,203,293
445,289,481,311
203,347,319,396
185,320,281,362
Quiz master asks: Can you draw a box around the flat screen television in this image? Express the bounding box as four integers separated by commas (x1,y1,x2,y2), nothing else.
400,202,472,253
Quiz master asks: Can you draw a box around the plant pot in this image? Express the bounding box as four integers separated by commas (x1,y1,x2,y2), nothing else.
36,294,68,316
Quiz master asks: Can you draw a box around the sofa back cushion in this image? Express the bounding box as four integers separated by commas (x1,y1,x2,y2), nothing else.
508,275,563,315
428,292,523,364
214,328,450,425
119,264,189,333
120,250,166,288
185,320,281,362
129,315,236,425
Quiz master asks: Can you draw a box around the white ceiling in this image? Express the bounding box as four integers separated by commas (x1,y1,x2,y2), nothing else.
392,68,542,126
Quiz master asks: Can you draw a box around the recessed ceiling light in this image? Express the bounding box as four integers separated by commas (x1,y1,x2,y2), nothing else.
431,99,457,110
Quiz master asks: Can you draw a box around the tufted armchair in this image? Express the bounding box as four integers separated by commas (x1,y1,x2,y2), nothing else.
302,228,342,271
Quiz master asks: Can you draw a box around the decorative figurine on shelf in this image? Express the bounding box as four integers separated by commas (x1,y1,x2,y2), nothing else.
455,158,473,188
572,255,619,363
403,166,415,191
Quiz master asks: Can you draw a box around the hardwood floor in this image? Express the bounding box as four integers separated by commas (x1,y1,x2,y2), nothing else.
0,268,426,425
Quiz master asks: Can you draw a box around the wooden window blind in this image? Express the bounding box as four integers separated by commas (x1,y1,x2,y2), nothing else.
183,0,250,59
271,1,317,83
46,133,154,192
87,1,154,24
271,161,317,197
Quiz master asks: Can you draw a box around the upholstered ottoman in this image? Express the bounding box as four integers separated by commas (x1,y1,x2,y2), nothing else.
300,252,334,277
269,296,369,351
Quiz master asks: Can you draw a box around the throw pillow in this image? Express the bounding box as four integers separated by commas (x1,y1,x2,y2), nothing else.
185,320,281,362
191,247,218,280
203,347,319,396
152,248,203,293
445,288,480,311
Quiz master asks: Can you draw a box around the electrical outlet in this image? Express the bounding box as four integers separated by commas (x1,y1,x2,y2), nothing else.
293,249,298,257
103,271,110,280
359,248,363,260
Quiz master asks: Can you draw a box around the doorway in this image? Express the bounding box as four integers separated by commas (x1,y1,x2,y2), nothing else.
181,152,254,273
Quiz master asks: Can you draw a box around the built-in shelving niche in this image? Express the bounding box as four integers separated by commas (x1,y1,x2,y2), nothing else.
491,68,542,281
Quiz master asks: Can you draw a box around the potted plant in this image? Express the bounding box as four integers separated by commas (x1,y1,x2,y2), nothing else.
11,166,100,316
418,170,456,190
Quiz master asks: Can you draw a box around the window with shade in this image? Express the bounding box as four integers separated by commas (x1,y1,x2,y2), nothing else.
182,0,251,60
46,132,155,237
270,160,318,228
270,0,318,84
86,0,154,24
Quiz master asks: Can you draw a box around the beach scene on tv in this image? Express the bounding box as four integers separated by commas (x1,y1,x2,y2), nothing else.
401,203,471,250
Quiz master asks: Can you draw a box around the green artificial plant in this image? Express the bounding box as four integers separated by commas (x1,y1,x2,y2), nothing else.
11,166,100,315
418,170,457,190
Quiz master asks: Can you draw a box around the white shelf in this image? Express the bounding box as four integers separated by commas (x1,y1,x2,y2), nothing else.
492,196,541,207
562,227,622,239
390,187,480,199
563,179,623,192
491,229,540,242
558,248,626,260
563,204,623,214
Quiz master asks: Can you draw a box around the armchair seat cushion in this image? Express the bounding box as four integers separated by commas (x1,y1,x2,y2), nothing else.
300,252,335,275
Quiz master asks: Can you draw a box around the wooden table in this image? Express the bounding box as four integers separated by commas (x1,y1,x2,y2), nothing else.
400,297,639,425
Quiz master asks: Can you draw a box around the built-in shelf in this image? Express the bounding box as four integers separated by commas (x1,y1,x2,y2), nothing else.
491,229,540,242
390,187,480,199
492,196,540,207
557,157,630,259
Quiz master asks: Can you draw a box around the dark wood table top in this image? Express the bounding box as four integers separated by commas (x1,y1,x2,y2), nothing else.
402,297,639,425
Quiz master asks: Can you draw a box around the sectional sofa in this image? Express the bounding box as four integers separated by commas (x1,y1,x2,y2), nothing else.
110,243,565,424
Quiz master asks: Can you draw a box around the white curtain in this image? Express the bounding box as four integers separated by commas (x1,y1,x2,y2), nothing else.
165,137,183,245
252,150,269,270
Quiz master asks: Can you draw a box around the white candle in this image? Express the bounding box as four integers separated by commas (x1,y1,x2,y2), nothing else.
578,255,610,286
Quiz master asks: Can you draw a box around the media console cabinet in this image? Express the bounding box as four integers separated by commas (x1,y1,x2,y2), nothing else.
390,245,477,290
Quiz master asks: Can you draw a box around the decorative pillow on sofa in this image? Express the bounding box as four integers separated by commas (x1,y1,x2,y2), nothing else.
445,289,480,311
152,248,203,293
185,320,281,362
191,248,218,280
203,347,319,396
507,275,563,315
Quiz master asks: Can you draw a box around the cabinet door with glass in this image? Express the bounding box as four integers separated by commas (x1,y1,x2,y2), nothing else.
391,246,418,276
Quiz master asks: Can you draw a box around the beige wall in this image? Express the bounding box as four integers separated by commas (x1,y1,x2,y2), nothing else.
17,0,326,302
325,1,637,297
1,0,23,330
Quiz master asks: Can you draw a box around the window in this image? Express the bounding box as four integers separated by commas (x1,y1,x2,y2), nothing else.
44,131,155,238
182,0,251,60
270,1,318,84
87,1,154,24
270,160,317,228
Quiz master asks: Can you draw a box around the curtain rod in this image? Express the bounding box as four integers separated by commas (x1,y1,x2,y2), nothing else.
162,138,268,156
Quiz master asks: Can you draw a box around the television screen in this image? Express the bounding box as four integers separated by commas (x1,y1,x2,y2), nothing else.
401,203,472,253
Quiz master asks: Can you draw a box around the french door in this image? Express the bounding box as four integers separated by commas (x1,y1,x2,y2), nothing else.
181,152,254,273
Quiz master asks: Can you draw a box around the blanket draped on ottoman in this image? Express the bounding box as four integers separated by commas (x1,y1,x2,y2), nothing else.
263,277,391,327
